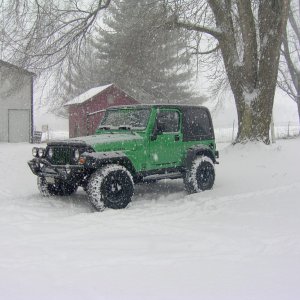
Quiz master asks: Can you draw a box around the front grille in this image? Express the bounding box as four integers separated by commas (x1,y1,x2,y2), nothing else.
47,146,75,165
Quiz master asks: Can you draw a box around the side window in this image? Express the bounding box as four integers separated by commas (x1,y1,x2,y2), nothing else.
182,108,213,141
156,110,180,133
191,111,211,136
200,111,212,136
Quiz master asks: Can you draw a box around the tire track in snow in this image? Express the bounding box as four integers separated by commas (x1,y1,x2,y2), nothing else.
187,181,300,210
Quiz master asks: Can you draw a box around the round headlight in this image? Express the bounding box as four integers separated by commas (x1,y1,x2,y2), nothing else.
32,147,38,157
48,147,54,158
74,149,80,161
38,148,45,157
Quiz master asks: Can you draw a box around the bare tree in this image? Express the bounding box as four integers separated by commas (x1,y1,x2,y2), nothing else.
0,0,111,71
165,0,290,144
278,0,300,127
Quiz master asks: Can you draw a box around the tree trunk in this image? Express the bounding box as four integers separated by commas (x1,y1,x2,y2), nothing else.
297,95,300,135
230,0,290,144
234,90,274,144
171,0,290,144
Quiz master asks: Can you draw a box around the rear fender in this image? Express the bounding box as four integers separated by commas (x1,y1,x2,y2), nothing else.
184,145,216,170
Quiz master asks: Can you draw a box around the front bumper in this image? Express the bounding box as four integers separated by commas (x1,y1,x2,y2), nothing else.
28,158,85,181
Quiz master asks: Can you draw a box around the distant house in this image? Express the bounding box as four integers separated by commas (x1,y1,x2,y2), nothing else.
0,60,34,143
65,84,140,138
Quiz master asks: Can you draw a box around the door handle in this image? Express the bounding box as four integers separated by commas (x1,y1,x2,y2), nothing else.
174,135,180,141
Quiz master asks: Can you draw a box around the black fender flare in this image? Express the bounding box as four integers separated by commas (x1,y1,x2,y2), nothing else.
81,151,136,175
183,145,216,170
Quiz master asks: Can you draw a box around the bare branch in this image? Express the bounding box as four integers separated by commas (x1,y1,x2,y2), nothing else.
190,44,220,55
0,0,112,72
278,68,297,100
288,6,300,41
165,15,222,40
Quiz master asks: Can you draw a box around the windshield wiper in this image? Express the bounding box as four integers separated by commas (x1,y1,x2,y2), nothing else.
98,126,111,130
118,126,136,135
118,126,132,130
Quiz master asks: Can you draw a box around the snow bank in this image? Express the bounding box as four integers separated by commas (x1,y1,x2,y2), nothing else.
0,139,300,300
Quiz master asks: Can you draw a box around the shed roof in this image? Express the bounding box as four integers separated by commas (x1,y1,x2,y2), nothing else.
0,59,35,76
65,84,114,106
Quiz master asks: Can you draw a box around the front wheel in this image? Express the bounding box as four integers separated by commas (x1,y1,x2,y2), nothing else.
37,177,78,196
184,156,215,194
87,164,134,210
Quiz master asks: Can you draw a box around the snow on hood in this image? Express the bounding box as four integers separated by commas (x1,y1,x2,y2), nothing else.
75,133,143,147
48,133,143,147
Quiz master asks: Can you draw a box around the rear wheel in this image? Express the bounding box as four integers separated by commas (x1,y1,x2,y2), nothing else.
87,164,134,210
184,156,215,194
37,177,77,196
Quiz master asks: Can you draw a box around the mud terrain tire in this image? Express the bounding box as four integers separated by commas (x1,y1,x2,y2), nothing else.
37,177,77,196
184,156,215,194
87,164,134,210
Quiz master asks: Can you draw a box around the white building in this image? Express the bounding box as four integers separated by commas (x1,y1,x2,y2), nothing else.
0,60,34,142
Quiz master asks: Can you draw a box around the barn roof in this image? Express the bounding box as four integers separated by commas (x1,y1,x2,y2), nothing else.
65,84,114,106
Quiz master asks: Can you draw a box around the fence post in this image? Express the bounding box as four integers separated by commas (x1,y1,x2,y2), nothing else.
231,120,235,143
287,121,290,137
270,114,275,143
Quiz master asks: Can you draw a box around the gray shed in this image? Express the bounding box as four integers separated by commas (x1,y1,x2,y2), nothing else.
0,60,34,143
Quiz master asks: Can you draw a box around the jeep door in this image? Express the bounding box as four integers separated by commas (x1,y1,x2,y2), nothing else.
149,109,183,168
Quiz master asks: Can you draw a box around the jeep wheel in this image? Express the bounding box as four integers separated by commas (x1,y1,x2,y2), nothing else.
37,177,78,196
87,164,134,210
184,156,215,194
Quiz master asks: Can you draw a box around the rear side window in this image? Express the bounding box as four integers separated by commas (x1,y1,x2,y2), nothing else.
182,108,214,141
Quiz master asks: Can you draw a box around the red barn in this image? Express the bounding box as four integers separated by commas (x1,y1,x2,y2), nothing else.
65,84,140,138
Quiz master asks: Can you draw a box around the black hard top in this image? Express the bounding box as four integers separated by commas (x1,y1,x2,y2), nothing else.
106,104,212,122
107,104,215,141
107,103,210,112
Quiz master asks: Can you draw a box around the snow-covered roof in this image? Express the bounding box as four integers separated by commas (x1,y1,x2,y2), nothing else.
65,84,113,106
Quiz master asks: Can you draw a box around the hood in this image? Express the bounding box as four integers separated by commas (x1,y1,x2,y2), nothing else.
74,133,143,148
47,133,143,149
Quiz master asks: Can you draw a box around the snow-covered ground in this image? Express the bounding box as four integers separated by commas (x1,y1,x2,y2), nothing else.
0,139,300,300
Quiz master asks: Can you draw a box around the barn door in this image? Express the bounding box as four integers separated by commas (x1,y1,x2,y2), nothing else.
8,109,30,142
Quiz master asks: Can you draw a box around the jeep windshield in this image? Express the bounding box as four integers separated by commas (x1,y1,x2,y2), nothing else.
99,108,151,130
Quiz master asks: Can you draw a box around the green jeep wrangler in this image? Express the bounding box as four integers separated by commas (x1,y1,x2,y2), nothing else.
28,105,219,210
